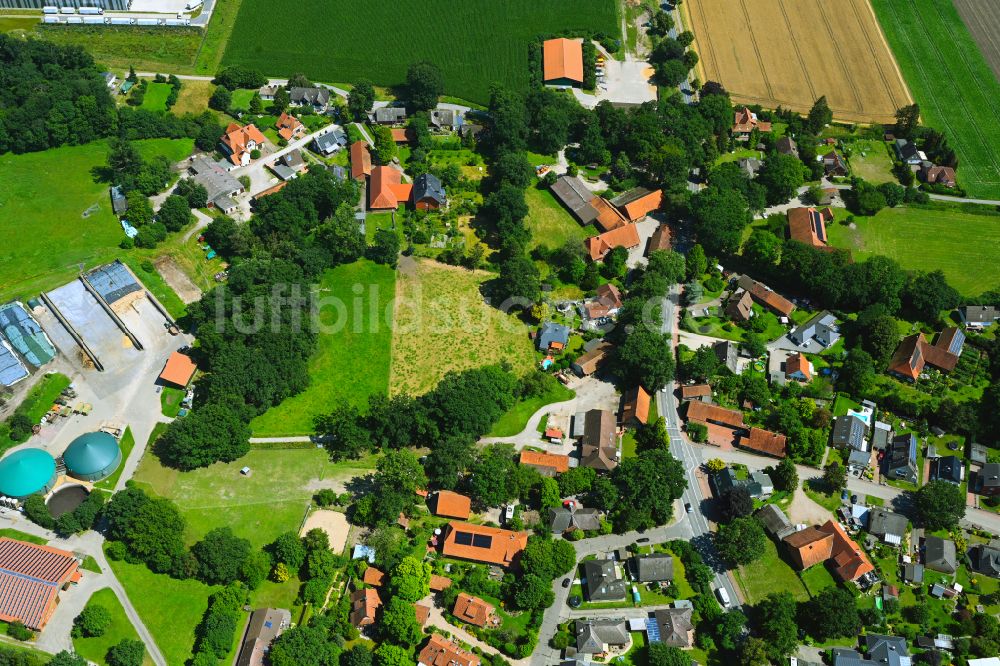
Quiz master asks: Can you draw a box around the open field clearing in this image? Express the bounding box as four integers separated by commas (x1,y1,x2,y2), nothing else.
0,138,194,302
140,82,173,112
525,185,595,252
132,445,376,548
870,0,1000,199
687,0,910,124
250,260,395,435
826,205,1000,296
221,0,619,103
953,0,1000,81
390,257,536,396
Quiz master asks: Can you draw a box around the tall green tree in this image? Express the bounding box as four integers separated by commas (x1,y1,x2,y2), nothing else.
806,96,833,134
348,79,376,120
406,61,444,112
915,480,966,530
715,516,766,565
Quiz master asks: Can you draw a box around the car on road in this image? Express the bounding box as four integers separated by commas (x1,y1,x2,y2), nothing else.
562,578,571,588
636,537,650,543
715,586,731,607
685,503,693,513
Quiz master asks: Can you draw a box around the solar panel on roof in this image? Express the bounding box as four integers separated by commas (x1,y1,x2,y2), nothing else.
472,534,493,549
949,330,965,354
454,531,474,546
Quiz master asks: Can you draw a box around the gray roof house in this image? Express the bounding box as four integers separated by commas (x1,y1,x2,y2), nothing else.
537,322,571,351
549,507,602,533
958,305,1000,329
714,340,739,374
903,562,924,584
413,173,447,208
932,455,963,484
832,415,867,450
188,156,244,210
868,509,907,545
738,157,762,177
575,619,629,654
313,128,347,154
886,433,918,485
832,648,878,666
789,311,839,347
758,504,795,540
968,544,1000,578
290,86,332,110
847,449,872,472
924,536,957,573
629,554,674,582
872,421,892,451
430,108,460,130
582,560,627,602
894,138,922,165
975,462,1000,496
371,106,407,124
653,607,694,648
551,176,599,225
970,442,989,465
864,634,911,666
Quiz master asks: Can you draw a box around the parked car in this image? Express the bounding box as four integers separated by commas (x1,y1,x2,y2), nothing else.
636,537,650,543
562,578,571,588
685,503,693,513
715,586,731,607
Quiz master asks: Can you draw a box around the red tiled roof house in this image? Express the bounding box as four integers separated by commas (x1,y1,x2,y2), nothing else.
220,123,266,167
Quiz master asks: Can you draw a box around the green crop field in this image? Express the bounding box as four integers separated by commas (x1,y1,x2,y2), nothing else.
0,138,194,302
73,588,154,666
826,204,1000,296
250,260,396,436
870,0,1000,199
221,0,619,103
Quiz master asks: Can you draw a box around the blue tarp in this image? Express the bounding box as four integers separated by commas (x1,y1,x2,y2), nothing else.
0,302,56,367
86,261,142,305
0,339,28,387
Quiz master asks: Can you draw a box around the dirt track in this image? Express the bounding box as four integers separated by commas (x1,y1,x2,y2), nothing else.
687,0,911,123
953,0,1000,80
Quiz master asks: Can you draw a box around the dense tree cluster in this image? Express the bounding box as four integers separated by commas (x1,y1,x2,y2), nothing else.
0,36,117,154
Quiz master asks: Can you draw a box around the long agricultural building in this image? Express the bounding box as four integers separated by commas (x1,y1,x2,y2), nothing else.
0,537,81,630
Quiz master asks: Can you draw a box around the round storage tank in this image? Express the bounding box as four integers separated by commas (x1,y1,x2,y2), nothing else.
63,432,122,483
0,448,57,499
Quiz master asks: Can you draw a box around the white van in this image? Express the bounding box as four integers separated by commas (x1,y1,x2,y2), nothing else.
715,586,731,607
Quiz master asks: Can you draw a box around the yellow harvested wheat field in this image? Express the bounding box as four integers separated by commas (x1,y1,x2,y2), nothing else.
687,0,911,123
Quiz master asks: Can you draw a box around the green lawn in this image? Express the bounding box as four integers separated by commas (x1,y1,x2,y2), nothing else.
847,140,895,184
229,88,255,111
0,138,194,302
131,446,375,549
251,260,395,435
826,204,1000,295
0,17,38,32
160,387,186,418
870,0,1000,199
799,563,837,597
106,551,217,666
81,556,102,573
803,479,843,513
734,537,810,604
525,185,595,252
0,529,46,545
487,382,574,437
73,587,154,666
94,427,136,492
140,82,173,112
221,0,619,104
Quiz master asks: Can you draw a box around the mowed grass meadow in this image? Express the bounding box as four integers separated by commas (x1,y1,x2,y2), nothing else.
73,588,154,666
221,0,619,103
826,205,1000,296
870,0,1000,199
250,260,396,436
0,138,194,302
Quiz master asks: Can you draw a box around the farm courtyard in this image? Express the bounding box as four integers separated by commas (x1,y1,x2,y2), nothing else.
220,0,619,103
686,0,911,123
